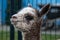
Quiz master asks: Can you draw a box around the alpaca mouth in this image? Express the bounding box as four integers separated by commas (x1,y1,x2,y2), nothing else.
10,20,17,25
10,18,23,25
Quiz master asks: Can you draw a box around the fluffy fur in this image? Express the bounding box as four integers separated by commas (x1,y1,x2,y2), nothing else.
10,7,38,32
10,4,51,40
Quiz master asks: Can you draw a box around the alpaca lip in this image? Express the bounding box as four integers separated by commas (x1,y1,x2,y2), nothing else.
10,18,17,25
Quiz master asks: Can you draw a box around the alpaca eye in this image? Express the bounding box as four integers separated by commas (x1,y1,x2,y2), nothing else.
25,15,34,21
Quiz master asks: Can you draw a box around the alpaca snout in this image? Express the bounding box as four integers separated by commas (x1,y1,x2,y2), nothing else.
10,15,18,25
11,16,18,22
12,16,17,19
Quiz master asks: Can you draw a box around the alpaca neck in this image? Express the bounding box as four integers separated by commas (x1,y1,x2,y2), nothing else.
22,27,41,40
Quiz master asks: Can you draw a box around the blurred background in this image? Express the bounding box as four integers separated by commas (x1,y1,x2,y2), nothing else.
0,0,60,40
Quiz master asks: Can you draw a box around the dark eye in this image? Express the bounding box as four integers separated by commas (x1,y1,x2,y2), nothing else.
25,15,34,21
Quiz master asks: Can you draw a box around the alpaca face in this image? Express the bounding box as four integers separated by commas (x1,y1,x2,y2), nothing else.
10,7,38,32
10,4,51,32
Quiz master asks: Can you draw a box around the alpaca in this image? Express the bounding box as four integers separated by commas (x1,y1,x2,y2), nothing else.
10,4,51,40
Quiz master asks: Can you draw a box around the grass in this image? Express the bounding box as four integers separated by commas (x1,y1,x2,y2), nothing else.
0,31,18,40
0,31,60,40
42,34,60,40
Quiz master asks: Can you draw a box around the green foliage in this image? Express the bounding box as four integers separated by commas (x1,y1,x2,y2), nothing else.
0,31,60,40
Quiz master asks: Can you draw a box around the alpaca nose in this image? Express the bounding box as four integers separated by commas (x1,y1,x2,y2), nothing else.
12,16,17,19
11,16,17,22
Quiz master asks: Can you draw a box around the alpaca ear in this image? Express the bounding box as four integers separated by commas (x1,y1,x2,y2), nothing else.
39,4,51,17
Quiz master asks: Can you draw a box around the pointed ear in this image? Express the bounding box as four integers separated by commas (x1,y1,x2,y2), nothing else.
39,4,51,17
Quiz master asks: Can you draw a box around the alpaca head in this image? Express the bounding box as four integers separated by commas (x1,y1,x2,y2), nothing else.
10,4,51,32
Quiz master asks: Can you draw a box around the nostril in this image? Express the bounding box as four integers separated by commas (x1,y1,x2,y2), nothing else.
12,16,17,19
